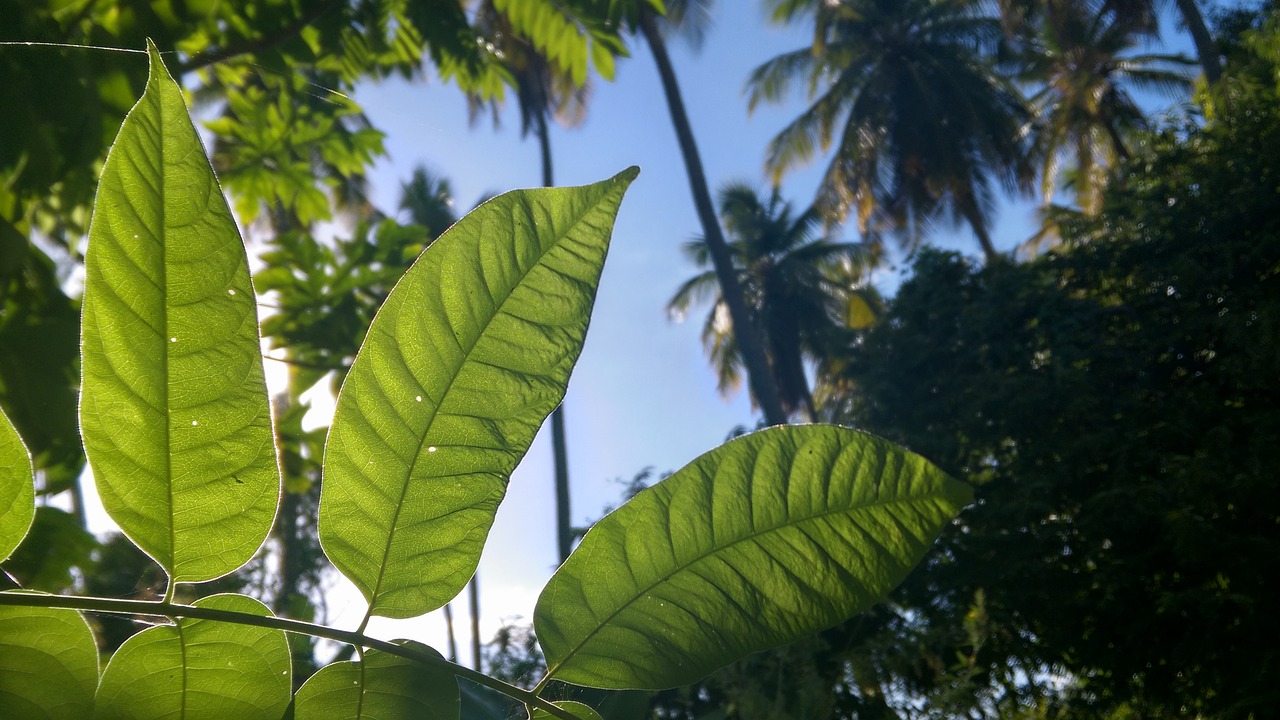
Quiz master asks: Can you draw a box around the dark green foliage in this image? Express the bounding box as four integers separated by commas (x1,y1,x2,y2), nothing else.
827,46,1280,715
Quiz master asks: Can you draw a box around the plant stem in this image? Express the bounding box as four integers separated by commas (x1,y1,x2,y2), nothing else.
0,592,579,720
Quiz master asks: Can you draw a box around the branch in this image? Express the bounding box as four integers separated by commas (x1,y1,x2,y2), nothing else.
0,592,578,720
176,0,345,75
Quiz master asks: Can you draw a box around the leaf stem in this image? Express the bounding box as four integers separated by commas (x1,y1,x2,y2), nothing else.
0,592,579,720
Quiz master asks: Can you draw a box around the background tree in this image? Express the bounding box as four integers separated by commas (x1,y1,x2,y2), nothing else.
820,17,1280,713
471,1,595,565
668,183,878,420
1016,1,1194,214
750,0,1035,261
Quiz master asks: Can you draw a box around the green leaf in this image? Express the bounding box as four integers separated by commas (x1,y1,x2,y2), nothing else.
320,168,638,620
79,42,280,584
0,601,99,719
2,508,98,593
534,425,974,689
94,593,291,720
293,642,458,720
530,701,602,720
0,405,33,562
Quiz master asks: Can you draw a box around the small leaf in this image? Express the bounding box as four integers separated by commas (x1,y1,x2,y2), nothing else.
530,701,603,720
0,601,99,719
79,42,280,583
534,425,973,689
320,168,638,619
94,593,291,720
293,642,458,720
0,405,34,562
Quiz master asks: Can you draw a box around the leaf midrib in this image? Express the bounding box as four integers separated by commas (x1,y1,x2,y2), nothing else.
363,190,612,618
544,471,957,682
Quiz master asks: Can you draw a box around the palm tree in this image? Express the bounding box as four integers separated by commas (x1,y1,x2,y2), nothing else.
1020,3,1194,214
472,2,595,565
749,0,1035,262
398,166,458,237
1102,0,1223,82
669,183,879,421
1001,1,1221,82
635,0,791,425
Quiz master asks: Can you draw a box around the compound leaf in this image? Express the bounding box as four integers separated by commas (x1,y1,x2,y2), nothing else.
0,405,34,562
320,169,637,619
94,593,291,720
293,642,458,720
79,42,279,584
0,602,98,719
534,425,973,689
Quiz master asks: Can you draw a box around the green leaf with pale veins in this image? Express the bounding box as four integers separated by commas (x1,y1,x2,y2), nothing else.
534,425,974,690
93,593,291,720
79,42,280,584
0,601,99,719
293,642,459,720
320,168,638,620
530,701,603,720
0,405,34,562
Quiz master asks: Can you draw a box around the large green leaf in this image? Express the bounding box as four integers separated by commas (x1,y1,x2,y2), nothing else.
79,42,280,584
94,593,291,720
320,168,638,619
0,405,33,562
293,642,458,720
0,602,99,719
534,425,974,689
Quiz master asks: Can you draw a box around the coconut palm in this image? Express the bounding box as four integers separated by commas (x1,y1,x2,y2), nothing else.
398,165,458,237
634,0,790,425
750,0,1035,262
1020,3,1194,214
471,1,596,565
669,183,880,421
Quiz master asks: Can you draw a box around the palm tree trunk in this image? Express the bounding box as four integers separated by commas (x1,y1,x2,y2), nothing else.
468,576,482,672
535,114,576,564
442,602,459,662
640,10,788,426
1173,0,1222,84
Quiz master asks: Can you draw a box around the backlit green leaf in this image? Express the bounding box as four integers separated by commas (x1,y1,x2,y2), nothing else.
320,168,638,619
530,701,603,720
0,405,34,562
0,602,98,719
293,642,458,720
534,425,974,689
94,593,291,720
79,42,280,584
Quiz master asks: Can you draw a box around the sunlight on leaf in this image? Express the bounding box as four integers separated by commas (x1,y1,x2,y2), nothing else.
0,602,98,719
0,405,34,562
530,700,603,720
320,168,638,620
94,593,291,719
79,42,280,584
293,642,459,720
535,425,974,689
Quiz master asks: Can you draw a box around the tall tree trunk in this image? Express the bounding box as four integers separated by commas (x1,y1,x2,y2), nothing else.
1174,0,1222,84
640,11,788,426
442,603,459,662
536,114,575,565
468,576,482,672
